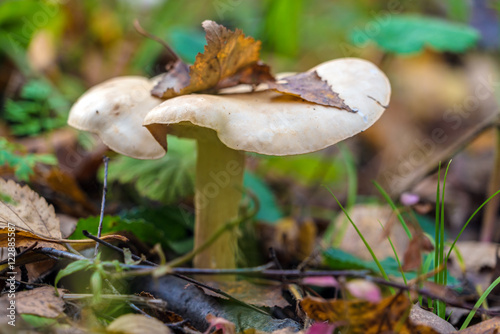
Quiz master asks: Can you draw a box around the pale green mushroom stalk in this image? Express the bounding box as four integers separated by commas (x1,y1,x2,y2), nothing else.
68,58,391,270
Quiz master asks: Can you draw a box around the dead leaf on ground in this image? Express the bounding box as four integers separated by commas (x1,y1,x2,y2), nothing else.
410,303,456,333
152,20,265,99
402,230,434,271
0,178,127,251
267,71,353,112
0,178,65,250
204,280,290,309
300,293,439,334
454,317,500,333
106,313,171,334
0,286,66,318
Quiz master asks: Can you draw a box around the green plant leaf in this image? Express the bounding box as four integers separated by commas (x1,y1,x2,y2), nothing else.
243,171,283,223
54,259,92,289
71,209,194,255
20,314,58,328
351,14,479,54
323,248,407,278
106,136,196,204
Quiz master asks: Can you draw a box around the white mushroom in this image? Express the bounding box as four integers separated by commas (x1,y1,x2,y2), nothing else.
143,58,391,269
68,76,165,159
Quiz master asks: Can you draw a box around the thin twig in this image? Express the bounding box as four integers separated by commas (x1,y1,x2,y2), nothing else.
133,19,179,64
94,156,109,258
83,230,157,266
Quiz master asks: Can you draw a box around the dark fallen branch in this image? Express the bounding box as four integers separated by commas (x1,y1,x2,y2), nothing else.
132,275,302,332
33,246,499,318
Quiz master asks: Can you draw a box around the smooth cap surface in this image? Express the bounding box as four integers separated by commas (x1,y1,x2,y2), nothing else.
68,76,165,159
144,58,391,156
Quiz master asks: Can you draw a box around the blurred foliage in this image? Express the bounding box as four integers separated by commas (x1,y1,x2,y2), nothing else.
323,248,459,285
5,79,69,135
243,171,283,223
71,206,194,254
106,137,196,205
351,14,479,54
257,153,347,186
0,138,56,180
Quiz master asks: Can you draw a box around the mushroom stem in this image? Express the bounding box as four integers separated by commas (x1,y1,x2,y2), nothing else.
194,131,245,269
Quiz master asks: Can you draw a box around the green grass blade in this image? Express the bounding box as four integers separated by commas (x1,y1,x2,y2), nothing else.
378,221,404,296
438,160,452,318
325,186,390,282
372,181,412,239
435,163,441,285
446,188,500,263
460,275,500,329
378,221,407,285
331,144,358,247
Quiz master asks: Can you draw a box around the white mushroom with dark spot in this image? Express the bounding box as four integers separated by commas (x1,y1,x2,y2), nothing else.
68,76,165,159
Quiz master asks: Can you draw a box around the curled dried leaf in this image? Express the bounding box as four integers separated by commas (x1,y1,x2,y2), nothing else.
268,71,354,111
152,20,265,99
300,294,438,334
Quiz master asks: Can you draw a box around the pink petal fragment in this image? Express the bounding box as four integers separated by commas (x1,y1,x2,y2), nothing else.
306,322,337,334
302,276,339,287
205,314,236,334
400,192,420,206
346,279,382,303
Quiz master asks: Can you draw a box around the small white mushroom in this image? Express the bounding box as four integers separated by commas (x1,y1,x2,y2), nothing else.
143,58,391,269
68,76,165,159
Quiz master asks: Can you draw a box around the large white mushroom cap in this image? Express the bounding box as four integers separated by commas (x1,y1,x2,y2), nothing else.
68,76,165,159
143,58,391,156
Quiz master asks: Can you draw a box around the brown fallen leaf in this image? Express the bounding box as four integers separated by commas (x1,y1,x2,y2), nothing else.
0,178,127,250
267,71,353,112
410,303,456,334
402,231,434,271
203,280,290,309
152,20,263,99
216,62,275,89
454,317,500,334
0,178,65,250
454,316,500,333
300,293,439,334
0,286,66,318
106,313,171,334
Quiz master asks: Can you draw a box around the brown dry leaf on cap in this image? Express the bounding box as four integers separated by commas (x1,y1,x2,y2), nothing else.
268,71,354,112
300,294,438,334
152,20,362,110
152,20,269,99
106,314,171,334
0,286,66,318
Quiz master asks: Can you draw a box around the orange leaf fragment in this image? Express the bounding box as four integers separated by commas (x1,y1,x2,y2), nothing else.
300,293,438,334
152,20,266,99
